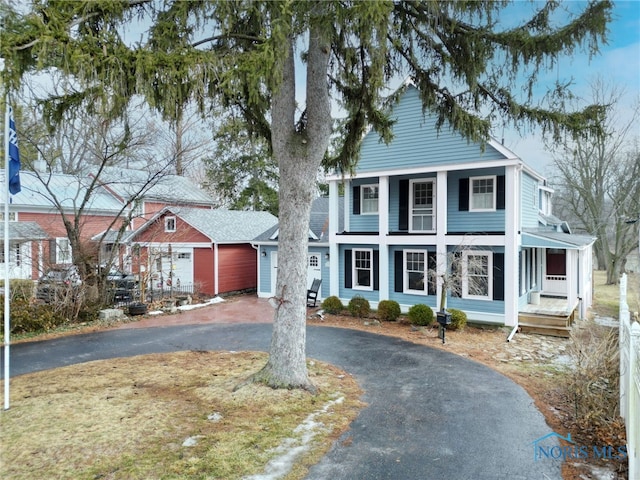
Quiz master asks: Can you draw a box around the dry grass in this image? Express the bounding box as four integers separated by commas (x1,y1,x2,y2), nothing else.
593,270,640,318
0,351,363,480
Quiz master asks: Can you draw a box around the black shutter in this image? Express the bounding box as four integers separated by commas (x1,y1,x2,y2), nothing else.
493,252,504,301
496,175,505,210
459,178,469,211
399,179,409,231
394,250,403,292
353,186,361,215
345,249,352,288
427,252,437,296
451,252,462,297
49,239,57,263
373,250,379,291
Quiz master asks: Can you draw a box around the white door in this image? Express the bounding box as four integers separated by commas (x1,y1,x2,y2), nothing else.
307,253,321,289
270,252,322,296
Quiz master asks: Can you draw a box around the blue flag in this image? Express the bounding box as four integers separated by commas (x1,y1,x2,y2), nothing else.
8,107,21,195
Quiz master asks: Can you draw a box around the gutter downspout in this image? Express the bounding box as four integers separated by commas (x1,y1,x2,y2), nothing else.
507,324,519,342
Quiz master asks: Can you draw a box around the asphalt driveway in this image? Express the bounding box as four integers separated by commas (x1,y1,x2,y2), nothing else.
2,323,560,479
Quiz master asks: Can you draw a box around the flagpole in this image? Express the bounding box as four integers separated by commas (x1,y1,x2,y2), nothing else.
4,97,11,410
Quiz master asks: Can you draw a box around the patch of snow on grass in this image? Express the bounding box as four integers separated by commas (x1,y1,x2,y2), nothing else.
242,396,345,480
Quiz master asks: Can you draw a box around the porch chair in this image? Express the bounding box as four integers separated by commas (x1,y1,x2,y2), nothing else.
307,278,322,307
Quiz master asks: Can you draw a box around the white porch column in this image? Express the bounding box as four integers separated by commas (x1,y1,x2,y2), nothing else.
329,180,340,297
504,165,519,327
567,249,578,313
435,171,448,309
378,175,389,301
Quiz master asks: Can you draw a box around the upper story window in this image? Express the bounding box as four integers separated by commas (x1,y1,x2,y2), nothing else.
165,216,176,232
361,184,379,214
410,179,435,232
353,248,373,291
470,176,496,211
56,238,72,264
462,251,492,300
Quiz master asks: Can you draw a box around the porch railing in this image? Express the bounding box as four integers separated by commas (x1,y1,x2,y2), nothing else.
619,273,639,479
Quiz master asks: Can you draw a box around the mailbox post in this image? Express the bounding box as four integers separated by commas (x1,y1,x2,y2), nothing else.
436,310,452,344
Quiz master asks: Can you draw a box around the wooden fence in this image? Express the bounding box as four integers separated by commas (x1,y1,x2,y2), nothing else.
619,273,639,479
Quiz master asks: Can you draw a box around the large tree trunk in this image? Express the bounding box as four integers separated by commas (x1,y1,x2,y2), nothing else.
249,19,331,390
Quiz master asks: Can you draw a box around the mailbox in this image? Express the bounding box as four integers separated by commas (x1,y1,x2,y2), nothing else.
437,311,452,326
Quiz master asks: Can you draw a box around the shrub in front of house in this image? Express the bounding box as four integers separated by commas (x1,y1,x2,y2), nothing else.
0,297,67,334
0,279,35,301
321,296,344,314
377,300,401,322
447,308,467,331
408,304,434,326
348,295,371,318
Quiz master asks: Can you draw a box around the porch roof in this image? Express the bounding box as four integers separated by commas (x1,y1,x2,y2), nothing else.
522,228,596,249
6,222,49,241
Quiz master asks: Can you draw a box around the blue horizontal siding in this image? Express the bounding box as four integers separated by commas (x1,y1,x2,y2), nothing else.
447,168,506,232
356,87,506,173
350,178,380,232
258,246,278,294
521,172,539,229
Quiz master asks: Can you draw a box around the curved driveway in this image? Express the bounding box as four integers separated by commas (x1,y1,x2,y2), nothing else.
2,323,560,479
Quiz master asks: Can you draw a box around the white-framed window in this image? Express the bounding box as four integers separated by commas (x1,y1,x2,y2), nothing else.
353,248,373,291
0,212,17,221
56,238,72,264
165,216,176,232
0,242,21,264
361,184,379,214
177,252,191,260
404,249,427,294
462,251,492,300
410,179,435,232
469,176,496,211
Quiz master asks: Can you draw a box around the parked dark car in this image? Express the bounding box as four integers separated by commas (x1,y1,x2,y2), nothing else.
36,265,82,303
106,271,138,303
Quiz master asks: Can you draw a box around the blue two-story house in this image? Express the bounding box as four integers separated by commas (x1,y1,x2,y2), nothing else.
322,86,594,334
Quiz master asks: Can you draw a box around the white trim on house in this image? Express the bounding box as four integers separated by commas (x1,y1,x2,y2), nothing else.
325,157,522,182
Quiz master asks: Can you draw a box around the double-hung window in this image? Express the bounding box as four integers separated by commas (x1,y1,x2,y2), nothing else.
462,251,492,299
410,179,435,232
56,238,72,264
361,185,379,214
470,176,496,211
405,250,427,293
353,248,373,290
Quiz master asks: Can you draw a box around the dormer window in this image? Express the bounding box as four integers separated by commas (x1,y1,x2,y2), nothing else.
165,216,176,232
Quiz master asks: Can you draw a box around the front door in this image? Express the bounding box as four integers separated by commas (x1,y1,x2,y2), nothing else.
307,253,321,290
270,252,322,297
544,249,567,295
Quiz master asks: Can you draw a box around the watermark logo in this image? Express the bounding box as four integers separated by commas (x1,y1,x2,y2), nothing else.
532,431,627,462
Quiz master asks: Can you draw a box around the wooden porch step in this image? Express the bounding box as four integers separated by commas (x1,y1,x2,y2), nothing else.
519,324,572,338
519,313,572,328
518,312,575,338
